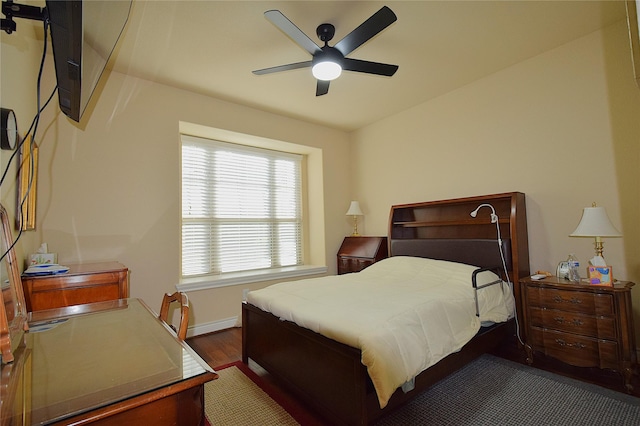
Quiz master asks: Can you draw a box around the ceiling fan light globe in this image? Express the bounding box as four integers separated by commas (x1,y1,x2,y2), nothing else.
312,61,342,81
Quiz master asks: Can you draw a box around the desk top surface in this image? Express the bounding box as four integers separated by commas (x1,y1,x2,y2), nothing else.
5,298,216,424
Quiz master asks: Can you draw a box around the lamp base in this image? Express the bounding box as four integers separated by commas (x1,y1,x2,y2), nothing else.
593,237,604,258
351,216,360,237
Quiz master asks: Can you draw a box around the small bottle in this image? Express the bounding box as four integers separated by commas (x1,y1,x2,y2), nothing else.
568,253,580,283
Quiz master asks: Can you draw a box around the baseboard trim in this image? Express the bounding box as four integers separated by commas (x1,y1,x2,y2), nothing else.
187,316,238,338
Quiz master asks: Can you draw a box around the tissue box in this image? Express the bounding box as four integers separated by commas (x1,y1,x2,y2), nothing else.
30,253,57,265
588,265,613,286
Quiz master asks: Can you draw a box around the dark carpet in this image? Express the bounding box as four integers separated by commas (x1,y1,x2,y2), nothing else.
376,354,640,425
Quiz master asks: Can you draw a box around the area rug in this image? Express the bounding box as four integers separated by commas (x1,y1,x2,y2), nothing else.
205,355,640,426
204,361,304,425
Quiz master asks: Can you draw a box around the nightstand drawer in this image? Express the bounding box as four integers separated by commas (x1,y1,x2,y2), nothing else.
526,286,614,315
529,307,616,340
529,327,618,369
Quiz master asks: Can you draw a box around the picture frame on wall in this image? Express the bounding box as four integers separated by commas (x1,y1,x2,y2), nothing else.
17,136,38,231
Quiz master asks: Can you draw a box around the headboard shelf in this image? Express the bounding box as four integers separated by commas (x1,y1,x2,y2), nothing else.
389,192,527,248
393,218,510,228
388,192,530,328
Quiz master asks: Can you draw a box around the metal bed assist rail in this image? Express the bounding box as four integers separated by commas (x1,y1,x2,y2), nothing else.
471,267,506,318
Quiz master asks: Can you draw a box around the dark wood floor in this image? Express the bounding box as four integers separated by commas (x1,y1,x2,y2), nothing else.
188,326,243,368
187,327,328,426
187,327,640,424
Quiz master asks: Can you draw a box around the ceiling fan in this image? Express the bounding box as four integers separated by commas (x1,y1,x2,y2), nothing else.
253,6,399,96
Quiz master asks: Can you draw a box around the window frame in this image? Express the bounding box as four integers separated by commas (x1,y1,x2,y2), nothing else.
181,136,304,277
177,124,327,291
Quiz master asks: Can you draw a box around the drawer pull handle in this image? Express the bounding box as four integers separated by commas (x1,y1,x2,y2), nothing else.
553,295,582,305
553,317,584,327
555,338,586,349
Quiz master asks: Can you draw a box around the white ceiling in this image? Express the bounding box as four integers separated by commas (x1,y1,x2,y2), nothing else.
109,1,627,132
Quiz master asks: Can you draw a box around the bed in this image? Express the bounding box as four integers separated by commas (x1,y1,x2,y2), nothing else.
242,192,530,425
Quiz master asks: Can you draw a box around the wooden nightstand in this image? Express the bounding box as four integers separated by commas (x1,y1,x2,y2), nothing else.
337,236,388,275
520,276,637,392
21,262,129,312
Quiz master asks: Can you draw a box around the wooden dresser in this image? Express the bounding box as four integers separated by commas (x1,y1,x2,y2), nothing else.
520,276,637,391
337,236,388,275
21,261,129,312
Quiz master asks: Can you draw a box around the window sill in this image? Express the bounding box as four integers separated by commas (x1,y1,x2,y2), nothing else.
176,265,328,292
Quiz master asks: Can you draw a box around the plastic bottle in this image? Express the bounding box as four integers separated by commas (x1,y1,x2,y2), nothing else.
568,253,580,283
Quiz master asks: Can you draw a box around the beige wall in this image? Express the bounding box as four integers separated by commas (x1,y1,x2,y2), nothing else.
0,20,42,259
351,20,640,339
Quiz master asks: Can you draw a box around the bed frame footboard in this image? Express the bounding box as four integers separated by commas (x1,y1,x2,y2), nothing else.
242,302,369,425
242,301,512,426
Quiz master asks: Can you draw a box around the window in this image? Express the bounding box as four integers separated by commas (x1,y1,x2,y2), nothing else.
181,136,303,278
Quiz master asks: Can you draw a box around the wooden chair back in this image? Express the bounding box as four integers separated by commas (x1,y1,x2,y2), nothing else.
158,291,189,340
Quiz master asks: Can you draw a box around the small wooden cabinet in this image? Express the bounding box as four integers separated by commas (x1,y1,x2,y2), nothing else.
520,276,637,391
337,236,388,275
21,262,129,312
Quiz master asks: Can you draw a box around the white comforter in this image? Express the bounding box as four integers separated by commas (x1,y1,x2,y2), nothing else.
246,256,515,408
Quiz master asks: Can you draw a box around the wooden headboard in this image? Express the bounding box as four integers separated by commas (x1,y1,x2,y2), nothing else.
390,238,513,273
388,192,530,320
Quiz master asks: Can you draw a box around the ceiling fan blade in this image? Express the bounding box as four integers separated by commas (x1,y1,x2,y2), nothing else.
265,10,322,56
253,61,312,75
334,6,397,56
342,58,398,76
316,80,330,96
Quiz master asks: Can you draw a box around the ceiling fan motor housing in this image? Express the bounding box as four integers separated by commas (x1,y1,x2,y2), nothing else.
316,23,335,43
313,46,343,66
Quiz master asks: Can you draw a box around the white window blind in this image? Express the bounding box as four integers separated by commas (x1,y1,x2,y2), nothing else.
181,136,303,278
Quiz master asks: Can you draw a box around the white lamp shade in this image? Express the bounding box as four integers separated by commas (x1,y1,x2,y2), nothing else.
346,201,363,216
312,61,342,81
570,206,622,237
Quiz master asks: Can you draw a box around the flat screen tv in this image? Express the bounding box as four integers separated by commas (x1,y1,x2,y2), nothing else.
46,0,131,122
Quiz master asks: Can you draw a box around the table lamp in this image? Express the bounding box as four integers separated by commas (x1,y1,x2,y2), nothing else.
570,202,622,260
346,201,363,236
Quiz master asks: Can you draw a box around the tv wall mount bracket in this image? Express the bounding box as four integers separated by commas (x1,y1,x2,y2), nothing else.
1,0,46,34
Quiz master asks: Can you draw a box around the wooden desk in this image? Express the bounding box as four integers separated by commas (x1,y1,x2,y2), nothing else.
1,299,217,425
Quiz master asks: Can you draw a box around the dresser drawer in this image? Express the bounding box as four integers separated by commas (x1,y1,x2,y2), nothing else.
338,257,374,274
526,286,614,315
529,307,616,340
26,284,122,311
529,327,619,370
27,271,124,291
337,236,388,275
22,262,129,311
